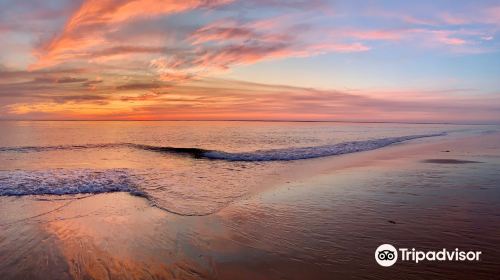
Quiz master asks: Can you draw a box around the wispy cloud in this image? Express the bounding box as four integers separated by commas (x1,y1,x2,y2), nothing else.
0,1,499,122
149,17,368,80
31,0,233,69
2,73,498,123
29,0,366,78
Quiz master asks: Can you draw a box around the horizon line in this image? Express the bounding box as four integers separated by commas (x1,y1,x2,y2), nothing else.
0,119,497,125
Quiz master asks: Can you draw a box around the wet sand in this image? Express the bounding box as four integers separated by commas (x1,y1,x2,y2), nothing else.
1,132,500,279
422,159,483,164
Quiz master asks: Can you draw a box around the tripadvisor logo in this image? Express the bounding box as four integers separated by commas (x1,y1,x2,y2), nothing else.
375,244,482,267
375,244,398,267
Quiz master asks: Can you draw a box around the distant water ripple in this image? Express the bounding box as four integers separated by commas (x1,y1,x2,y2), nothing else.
0,132,446,216
0,133,445,162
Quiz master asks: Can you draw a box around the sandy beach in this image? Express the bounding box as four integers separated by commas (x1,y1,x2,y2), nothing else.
1,132,499,279
2,0,500,278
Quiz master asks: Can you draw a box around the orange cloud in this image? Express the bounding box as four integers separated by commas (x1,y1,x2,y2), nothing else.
3,77,498,124
190,20,257,44
31,2,367,81
341,29,405,41
146,19,369,80
32,0,232,69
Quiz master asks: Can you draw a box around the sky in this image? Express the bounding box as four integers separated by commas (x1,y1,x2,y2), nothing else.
0,0,499,123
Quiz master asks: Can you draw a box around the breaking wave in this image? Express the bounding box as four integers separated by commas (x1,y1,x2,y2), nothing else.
0,133,446,215
201,133,446,161
0,133,446,162
0,169,143,197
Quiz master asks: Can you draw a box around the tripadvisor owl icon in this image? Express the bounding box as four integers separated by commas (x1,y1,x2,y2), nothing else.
375,244,398,267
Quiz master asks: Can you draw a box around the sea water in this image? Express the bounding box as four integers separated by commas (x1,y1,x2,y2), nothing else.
0,121,495,216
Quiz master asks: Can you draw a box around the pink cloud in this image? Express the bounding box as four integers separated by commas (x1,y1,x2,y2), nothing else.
31,0,232,69
333,27,480,51
30,1,365,83
146,18,369,81
296,42,370,54
439,13,470,25
439,5,500,26
20,0,499,101
436,36,466,46
190,20,258,44
4,78,498,123
338,29,405,41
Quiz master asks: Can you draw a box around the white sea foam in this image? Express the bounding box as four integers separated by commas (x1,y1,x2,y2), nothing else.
0,133,445,208
0,133,446,162
202,133,446,161
0,169,142,196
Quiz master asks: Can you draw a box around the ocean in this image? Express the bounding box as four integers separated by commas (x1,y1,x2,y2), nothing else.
0,121,494,216
1,121,500,279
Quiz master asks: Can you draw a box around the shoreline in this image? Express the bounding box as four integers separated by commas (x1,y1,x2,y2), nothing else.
242,131,498,200
1,132,499,279
1,120,496,125
0,131,496,216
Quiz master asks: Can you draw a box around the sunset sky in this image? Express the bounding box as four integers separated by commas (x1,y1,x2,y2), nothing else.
0,0,499,123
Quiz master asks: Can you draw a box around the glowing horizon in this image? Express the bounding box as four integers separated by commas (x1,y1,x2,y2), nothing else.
1,0,499,123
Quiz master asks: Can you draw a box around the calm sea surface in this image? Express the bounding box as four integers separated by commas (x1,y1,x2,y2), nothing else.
0,121,494,215
0,121,499,279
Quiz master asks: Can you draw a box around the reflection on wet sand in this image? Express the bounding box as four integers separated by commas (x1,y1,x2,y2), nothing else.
422,159,483,164
1,193,221,279
1,133,500,279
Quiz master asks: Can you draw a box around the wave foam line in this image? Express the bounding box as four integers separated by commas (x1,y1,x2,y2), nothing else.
0,169,144,197
201,133,446,161
0,133,446,162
